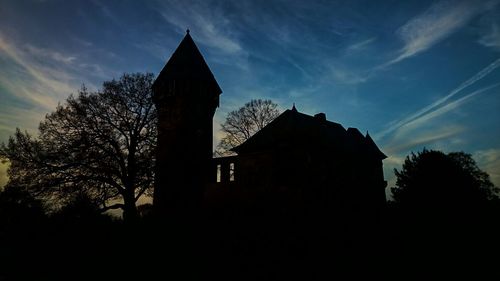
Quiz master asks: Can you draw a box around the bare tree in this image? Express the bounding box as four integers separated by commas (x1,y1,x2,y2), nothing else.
216,99,280,156
0,73,156,222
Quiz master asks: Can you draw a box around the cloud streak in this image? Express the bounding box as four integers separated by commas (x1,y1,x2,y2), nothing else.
156,0,242,55
378,82,498,188
24,44,77,64
0,31,108,147
479,23,500,50
346,37,376,52
396,83,499,134
386,0,496,66
376,57,500,140
0,34,77,110
384,125,465,156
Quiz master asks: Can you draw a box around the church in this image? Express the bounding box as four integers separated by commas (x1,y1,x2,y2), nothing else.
152,30,387,219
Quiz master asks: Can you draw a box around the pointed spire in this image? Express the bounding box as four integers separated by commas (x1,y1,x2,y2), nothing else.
152,31,222,95
291,103,297,112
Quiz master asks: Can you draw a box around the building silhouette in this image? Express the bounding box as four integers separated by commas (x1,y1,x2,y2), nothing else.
153,31,387,219
153,30,221,216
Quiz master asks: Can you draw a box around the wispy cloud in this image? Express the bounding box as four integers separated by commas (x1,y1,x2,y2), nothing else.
378,82,499,175
0,31,107,146
90,0,123,27
376,58,500,140
386,0,497,66
155,0,242,55
346,37,376,52
0,29,116,188
25,44,77,64
0,34,78,109
479,23,500,50
287,84,320,99
385,125,465,156
331,67,368,85
395,83,499,135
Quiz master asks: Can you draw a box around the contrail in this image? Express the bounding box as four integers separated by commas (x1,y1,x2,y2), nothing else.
376,57,500,139
401,83,500,129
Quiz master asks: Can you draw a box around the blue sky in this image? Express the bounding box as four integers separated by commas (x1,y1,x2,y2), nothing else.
1,0,500,192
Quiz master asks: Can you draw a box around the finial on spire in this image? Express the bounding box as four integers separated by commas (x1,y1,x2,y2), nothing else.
291,103,297,112
186,28,190,34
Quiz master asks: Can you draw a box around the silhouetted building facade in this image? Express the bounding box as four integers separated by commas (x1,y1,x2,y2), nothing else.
154,31,387,219
153,30,221,216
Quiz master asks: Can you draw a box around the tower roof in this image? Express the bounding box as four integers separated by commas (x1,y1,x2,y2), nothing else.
153,31,222,94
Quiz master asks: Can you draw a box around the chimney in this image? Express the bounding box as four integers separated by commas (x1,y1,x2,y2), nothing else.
314,112,326,121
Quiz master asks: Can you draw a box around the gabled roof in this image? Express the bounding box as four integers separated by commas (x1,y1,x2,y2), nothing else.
152,30,222,95
232,107,387,160
232,108,346,154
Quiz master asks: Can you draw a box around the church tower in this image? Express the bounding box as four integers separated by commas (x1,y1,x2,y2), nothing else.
153,30,221,217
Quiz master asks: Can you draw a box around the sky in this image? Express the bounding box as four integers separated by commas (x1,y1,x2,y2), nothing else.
1,0,500,193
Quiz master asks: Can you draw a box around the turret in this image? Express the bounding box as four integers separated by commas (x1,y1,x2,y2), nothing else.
153,30,222,217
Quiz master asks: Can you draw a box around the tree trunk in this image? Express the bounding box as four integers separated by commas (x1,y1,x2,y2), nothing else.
122,190,139,223
123,137,139,223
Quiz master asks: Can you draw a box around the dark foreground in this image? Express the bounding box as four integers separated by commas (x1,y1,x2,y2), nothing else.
2,204,500,280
